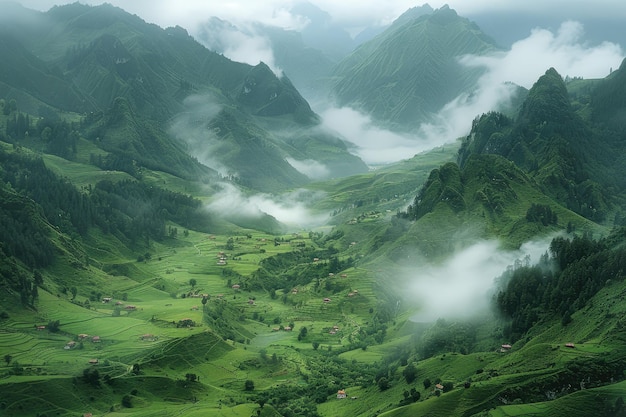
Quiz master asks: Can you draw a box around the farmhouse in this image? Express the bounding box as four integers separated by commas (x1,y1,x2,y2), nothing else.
78,334,89,339
102,297,112,303
283,326,292,331
435,383,444,391
337,389,347,399
565,343,575,348
92,336,101,343
88,359,99,365
232,284,240,290
64,341,76,349
36,325,46,330
323,298,331,303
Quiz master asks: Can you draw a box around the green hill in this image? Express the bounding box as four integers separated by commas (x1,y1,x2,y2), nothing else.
1,4,626,417
330,5,498,130
0,2,366,190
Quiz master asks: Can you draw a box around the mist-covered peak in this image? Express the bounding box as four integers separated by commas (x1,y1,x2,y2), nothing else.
518,67,571,126
238,62,315,121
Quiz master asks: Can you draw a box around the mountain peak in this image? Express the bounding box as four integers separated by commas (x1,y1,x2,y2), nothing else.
518,67,570,125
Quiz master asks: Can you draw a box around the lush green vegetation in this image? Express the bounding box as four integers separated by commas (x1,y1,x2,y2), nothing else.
1,3,625,417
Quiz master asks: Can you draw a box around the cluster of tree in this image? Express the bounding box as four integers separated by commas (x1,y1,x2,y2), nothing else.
495,229,626,340
253,247,354,293
0,147,213,272
525,203,558,226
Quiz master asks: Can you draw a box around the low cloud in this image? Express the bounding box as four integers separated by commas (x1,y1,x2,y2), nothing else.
406,238,554,323
207,183,329,228
168,94,233,176
285,157,330,179
197,21,283,76
321,21,623,166
462,20,623,89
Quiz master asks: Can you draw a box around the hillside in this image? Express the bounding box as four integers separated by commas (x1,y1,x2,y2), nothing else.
330,5,498,130
458,66,626,223
0,2,367,191
1,3,626,417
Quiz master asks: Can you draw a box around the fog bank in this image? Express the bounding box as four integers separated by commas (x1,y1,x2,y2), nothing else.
406,238,554,323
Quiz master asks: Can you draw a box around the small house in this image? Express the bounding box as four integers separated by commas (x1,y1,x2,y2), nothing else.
337,390,347,399
501,344,512,350
78,334,89,339
435,383,444,391
36,325,46,330
283,326,292,332
565,343,575,348
102,297,112,303
88,359,99,365
232,284,240,290
92,336,101,343
340,274,348,278
323,298,331,303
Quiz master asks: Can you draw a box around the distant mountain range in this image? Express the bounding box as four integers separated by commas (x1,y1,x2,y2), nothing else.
0,2,368,190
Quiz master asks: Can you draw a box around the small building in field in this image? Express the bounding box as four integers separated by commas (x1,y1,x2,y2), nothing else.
340,274,348,278
232,284,240,290
323,298,331,303
88,359,99,365
337,390,347,399
36,325,46,330
435,383,444,391
102,297,112,303
92,336,101,343
283,326,292,332
78,334,89,339
565,343,575,348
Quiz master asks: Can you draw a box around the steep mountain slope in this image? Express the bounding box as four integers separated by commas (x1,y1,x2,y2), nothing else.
0,2,367,190
330,5,498,130
0,31,92,114
458,67,623,222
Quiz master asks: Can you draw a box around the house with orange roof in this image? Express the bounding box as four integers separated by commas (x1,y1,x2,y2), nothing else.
337,389,347,399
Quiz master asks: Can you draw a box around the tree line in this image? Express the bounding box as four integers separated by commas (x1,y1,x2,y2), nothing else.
495,229,626,340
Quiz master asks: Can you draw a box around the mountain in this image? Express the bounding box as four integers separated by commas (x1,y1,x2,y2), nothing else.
2,3,626,417
458,67,626,222
0,2,367,190
330,5,499,130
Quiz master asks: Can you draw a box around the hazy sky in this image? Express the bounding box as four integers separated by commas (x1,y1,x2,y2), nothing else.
15,0,626,33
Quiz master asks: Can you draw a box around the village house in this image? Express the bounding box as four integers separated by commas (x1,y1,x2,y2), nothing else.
78,334,89,340
565,343,575,348
102,297,112,303
36,325,46,330
232,284,240,290
92,336,101,343
88,359,99,365
323,298,331,303
64,341,76,350
337,389,347,399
